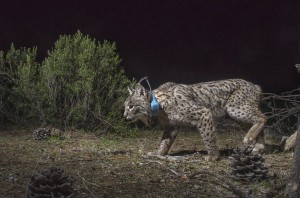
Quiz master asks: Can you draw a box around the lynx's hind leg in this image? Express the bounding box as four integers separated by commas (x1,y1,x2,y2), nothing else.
225,85,266,147
226,105,265,143
242,110,266,145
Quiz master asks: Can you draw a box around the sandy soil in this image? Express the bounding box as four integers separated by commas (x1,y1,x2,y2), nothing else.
0,126,293,197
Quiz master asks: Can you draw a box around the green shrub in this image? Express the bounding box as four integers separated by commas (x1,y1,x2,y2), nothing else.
0,32,134,135
0,44,40,123
41,31,131,133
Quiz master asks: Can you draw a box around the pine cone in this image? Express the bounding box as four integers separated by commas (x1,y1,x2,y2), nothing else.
32,127,63,140
27,166,75,198
229,146,268,181
32,128,51,140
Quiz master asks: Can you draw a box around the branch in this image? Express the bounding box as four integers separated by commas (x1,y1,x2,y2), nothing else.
189,170,249,198
263,90,300,134
0,72,14,81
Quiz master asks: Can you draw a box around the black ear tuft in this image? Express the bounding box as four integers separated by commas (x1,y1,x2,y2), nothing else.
135,83,146,96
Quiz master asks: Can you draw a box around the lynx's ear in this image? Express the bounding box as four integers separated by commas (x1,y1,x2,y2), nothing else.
135,83,147,96
127,86,134,95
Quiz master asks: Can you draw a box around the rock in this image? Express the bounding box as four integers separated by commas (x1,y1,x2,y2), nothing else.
284,130,297,151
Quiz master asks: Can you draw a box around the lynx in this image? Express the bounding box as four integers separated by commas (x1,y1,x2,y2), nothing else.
124,79,266,161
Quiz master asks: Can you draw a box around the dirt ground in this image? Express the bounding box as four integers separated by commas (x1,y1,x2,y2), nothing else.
0,125,293,198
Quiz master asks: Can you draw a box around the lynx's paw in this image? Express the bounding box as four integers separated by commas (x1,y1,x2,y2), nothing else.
204,155,219,161
205,151,220,161
252,143,265,154
243,137,255,144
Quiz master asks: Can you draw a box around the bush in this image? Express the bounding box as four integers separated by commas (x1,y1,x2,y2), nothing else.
0,32,133,135
0,44,40,123
41,31,131,132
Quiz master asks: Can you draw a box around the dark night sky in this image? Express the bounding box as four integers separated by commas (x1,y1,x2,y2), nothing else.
0,1,300,93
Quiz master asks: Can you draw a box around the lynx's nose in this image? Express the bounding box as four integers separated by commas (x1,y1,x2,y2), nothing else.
123,111,133,120
126,115,134,121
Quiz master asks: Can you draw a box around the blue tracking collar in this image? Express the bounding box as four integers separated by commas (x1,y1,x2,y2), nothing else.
150,93,159,116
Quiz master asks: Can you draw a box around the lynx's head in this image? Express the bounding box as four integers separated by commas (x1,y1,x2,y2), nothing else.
124,83,151,126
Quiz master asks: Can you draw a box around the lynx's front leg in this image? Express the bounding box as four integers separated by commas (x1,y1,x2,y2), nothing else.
194,107,219,161
157,127,178,155
177,105,219,161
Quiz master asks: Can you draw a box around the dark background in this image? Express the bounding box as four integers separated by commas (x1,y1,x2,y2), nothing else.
0,0,299,93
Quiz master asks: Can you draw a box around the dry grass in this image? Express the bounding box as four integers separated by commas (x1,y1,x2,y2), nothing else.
0,126,293,198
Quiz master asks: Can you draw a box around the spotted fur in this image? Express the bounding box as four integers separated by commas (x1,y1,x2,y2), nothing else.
124,79,266,161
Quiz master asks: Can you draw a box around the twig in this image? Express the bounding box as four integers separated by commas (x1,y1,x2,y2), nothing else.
189,170,249,198
89,110,114,130
0,72,14,80
0,158,97,166
139,159,181,176
263,90,300,135
77,172,97,198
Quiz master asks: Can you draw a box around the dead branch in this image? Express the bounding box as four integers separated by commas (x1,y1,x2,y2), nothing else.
263,90,300,135
0,159,97,166
0,72,14,81
189,170,249,198
77,171,97,198
138,160,181,176
89,109,114,131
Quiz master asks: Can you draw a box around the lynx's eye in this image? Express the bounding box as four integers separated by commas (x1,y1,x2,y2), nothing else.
129,105,134,110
